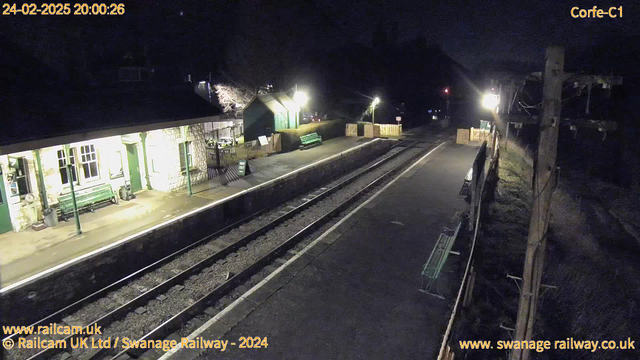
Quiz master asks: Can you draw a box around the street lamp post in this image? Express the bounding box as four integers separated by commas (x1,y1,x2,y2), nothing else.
293,89,309,127
64,144,82,235
371,97,380,124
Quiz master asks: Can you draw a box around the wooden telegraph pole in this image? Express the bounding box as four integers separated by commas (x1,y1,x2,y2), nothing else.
510,46,564,360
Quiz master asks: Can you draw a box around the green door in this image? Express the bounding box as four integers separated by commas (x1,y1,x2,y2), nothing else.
0,167,13,234
126,144,143,193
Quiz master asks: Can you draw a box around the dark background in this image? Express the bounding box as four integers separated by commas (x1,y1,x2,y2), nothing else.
2,0,640,184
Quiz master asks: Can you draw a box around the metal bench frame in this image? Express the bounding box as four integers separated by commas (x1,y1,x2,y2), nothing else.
58,183,118,221
420,222,462,299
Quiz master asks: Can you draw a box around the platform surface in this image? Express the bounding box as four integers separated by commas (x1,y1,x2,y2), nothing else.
176,142,477,360
0,137,377,287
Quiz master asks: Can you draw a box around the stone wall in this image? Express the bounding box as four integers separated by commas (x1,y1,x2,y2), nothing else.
146,124,207,192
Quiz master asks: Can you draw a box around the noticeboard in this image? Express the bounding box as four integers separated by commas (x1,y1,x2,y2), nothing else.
238,160,251,177
258,135,269,146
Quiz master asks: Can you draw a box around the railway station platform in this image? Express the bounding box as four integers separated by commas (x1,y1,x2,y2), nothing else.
171,142,477,360
0,136,378,288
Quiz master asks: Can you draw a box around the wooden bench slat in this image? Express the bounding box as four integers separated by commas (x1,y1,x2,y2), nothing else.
421,222,462,281
300,132,323,148
58,183,116,218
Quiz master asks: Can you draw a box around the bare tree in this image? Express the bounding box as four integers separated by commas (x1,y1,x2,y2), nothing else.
214,84,255,117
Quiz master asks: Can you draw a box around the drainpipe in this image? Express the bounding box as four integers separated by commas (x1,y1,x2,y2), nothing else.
140,132,152,190
64,144,82,235
34,149,48,210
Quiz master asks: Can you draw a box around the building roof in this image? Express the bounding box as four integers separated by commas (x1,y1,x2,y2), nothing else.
273,93,301,112
1,85,221,154
250,92,300,114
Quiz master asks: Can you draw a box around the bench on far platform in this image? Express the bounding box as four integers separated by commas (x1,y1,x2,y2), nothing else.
58,183,119,221
299,132,322,149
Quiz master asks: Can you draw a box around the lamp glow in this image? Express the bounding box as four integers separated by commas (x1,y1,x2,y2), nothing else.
372,97,381,106
482,94,499,110
293,91,309,107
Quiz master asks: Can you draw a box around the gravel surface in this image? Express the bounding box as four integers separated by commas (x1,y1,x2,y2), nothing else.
5,142,429,360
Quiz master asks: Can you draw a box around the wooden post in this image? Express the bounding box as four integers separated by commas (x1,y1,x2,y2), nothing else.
505,122,510,151
463,266,476,307
469,159,478,231
510,46,564,360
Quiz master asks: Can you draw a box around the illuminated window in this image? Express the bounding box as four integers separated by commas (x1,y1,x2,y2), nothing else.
80,144,99,180
57,148,78,185
178,142,192,172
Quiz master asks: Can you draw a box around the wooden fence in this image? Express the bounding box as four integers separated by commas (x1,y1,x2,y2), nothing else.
470,127,492,142
345,123,358,137
360,123,402,138
364,124,381,138
206,134,281,169
378,124,402,136
456,129,470,144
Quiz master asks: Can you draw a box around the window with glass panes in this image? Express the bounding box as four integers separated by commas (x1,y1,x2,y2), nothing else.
80,144,99,180
57,148,78,185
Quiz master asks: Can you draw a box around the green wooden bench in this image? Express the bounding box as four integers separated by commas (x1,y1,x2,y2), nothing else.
299,132,322,149
420,222,462,298
58,183,118,221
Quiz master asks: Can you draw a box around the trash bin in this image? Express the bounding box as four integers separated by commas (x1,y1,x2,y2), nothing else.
43,208,58,227
119,180,136,201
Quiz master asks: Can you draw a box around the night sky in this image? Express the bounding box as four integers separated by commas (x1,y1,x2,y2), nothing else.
230,0,640,69
316,0,640,68
3,0,639,70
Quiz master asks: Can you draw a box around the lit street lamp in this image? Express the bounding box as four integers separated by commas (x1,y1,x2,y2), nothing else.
482,93,499,111
293,91,309,107
293,90,309,127
371,97,380,124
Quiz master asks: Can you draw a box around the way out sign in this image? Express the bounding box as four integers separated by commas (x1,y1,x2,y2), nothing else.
238,160,251,177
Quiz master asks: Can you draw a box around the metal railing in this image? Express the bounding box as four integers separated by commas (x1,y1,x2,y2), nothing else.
438,128,500,360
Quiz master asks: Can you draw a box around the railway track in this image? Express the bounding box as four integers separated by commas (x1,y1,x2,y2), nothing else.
3,139,437,360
